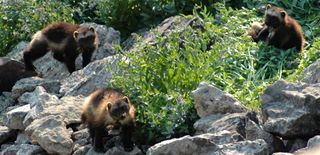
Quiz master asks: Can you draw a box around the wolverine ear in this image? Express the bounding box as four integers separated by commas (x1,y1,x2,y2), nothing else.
122,96,130,104
89,27,95,32
107,102,112,111
73,31,79,39
266,4,272,9
280,11,286,18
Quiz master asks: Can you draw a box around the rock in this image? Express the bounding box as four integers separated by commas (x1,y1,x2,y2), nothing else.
245,118,284,153
0,57,35,93
0,126,17,144
301,59,320,84
73,145,91,155
194,112,281,153
59,56,117,96
286,139,307,153
307,135,320,148
15,131,31,144
12,77,60,99
6,41,28,61
219,139,268,155
192,82,246,117
105,146,142,155
72,128,90,141
0,144,45,155
261,80,320,138
23,93,84,128
25,115,73,154
0,92,15,114
38,96,85,125
147,131,268,155
194,113,248,136
272,153,293,155
3,104,30,130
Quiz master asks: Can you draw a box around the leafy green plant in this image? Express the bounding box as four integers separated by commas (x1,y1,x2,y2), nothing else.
0,0,74,56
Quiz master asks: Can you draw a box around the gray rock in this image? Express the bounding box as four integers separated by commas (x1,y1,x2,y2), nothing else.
272,153,293,155
301,59,320,84
307,135,320,148
72,128,90,141
147,131,268,155
12,77,60,99
15,131,31,144
192,82,246,117
59,56,117,96
246,119,283,153
261,80,320,138
220,139,268,155
25,115,73,155
6,41,28,61
73,145,91,155
20,86,60,127
0,57,35,93
194,112,280,153
0,144,45,155
3,104,30,130
286,139,307,153
0,92,15,114
0,126,17,144
38,96,85,125
194,113,248,136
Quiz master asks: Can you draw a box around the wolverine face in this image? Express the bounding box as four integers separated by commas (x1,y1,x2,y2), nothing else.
265,5,286,28
107,96,130,120
73,27,97,49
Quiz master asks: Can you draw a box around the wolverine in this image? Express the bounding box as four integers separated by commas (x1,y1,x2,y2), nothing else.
81,88,136,152
23,22,99,73
248,5,305,51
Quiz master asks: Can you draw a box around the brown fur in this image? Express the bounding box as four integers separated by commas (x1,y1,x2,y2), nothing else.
81,88,136,152
248,5,305,52
23,22,99,73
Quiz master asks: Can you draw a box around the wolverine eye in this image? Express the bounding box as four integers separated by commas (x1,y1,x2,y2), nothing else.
107,103,112,110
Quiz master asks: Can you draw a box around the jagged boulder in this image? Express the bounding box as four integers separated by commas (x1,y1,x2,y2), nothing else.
194,112,281,153
147,131,268,155
12,77,60,99
261,80,320,138
59,56,118,96
301,59,320,84
0,57,35,93
25,115,73,155
192,82,246,117
0,92,15,114
3,104,31,130
0,144,45,155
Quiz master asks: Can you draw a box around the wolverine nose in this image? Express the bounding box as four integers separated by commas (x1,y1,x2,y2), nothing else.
120,114,126,119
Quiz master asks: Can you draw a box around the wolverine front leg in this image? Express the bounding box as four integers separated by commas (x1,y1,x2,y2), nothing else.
82,49,94,68
121,123,134,151
92,125,108,153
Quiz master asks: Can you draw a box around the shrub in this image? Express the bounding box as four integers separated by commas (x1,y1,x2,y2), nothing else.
0,0,74,56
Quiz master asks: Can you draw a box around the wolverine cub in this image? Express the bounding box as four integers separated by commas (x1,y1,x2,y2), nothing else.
81,88,136,152
23,22,99,73
248,5,305,51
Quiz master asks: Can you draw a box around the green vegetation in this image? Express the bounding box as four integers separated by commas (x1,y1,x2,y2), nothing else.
1,0,319,148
